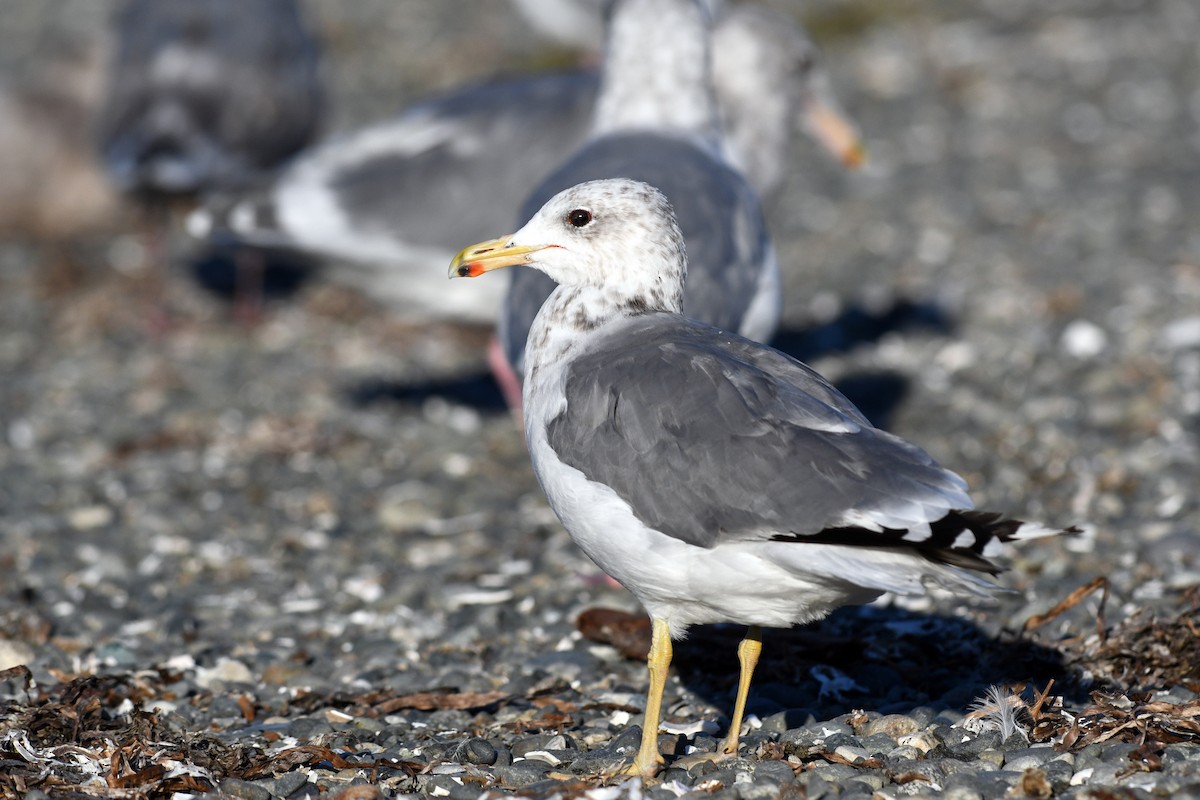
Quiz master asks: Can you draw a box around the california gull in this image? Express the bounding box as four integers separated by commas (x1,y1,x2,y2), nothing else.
188,0,860,323
495,0,774,405
450,177,1079,778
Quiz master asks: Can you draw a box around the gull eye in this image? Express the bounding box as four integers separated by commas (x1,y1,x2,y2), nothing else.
567,209,593,228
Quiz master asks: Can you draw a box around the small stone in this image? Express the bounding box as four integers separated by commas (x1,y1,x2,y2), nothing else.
799,771,834,800
860,733,897,754
847,771,885,790
1161,316,1200,349
351,717,384,734
376,484,434,532
761,709,811,733
511,732,575,758
422,775,474,800
807,763,860,784
68,504,113,530
270,771,310,797
220,778,271,800
977,748,1005,767
195,657,255,689
0,639,36,671
739,783,786,800
450,737,497,766
884,757,946,785
941,787,983,800
569,724,642,774
886,745,923,762
752,759,796,785
325,785,383,800
943,769,1022,797
865,714,919,739
943,729,1002,759
1060,319,1107,358
897,729,939,754
495,760,551,788
833,744,872,764
1004,746,1055,771
286,716,335,739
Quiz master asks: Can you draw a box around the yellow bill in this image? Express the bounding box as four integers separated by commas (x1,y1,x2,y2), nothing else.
449,236,551,278
803,91,867,170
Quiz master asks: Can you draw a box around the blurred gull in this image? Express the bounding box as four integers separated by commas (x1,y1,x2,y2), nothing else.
189,1,861,325
493,0,775,409
97,0,321,317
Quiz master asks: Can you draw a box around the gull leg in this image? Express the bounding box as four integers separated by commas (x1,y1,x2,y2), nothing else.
626,617,672,779
233,247,266,326
486,336,524,425
141,203,172,333
720,626,762,756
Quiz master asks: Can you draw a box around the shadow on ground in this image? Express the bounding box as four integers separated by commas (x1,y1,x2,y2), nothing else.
581,602,1077,723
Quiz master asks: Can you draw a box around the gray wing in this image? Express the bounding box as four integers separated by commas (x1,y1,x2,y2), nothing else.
325,72,598,249
500,132,773,374
547,314,1006,564
204,72,598,255
98,0,322,195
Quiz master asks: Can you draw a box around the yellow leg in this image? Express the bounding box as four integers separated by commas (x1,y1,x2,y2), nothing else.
626,617,672,779
720,626,763,756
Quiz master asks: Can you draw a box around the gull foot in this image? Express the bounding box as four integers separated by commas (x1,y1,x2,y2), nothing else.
620,754,664,780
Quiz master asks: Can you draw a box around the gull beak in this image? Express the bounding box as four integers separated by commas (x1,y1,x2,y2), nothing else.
801,84,867,170
449,236,548,278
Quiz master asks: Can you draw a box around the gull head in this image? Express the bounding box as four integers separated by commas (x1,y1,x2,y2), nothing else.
450,178,686,312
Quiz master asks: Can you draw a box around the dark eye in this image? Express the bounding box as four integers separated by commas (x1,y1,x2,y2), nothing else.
567,209,592,227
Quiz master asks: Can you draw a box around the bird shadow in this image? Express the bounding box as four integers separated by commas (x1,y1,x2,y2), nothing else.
769,297,955,364
188,244,316,301
769,297,955,430
668,603,1080,723
345,373,509,413
579,602,1083,724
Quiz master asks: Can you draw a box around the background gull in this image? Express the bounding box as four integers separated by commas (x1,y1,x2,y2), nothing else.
97,0,322,201
188,0,861,325
494,0,778,407
508,0,866,195
450,177,1079,778
507,0,615,53
96,0,322,317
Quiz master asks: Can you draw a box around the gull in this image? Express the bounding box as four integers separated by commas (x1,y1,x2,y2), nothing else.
450,177,1078,778
187,0,861,326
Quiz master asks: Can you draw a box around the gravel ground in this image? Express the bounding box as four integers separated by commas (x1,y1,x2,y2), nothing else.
2,1,1200,798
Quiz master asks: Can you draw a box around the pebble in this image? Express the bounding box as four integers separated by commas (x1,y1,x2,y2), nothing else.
269,771,310,797
219,778,271,800
494,761,552,788
67,504,113,530
864,714,920,739
0,639,35,671
450,737,498,766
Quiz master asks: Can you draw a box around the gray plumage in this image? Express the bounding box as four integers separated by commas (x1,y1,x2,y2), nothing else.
545,311,1033,572
97,0,322,198
453,177,1078,636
